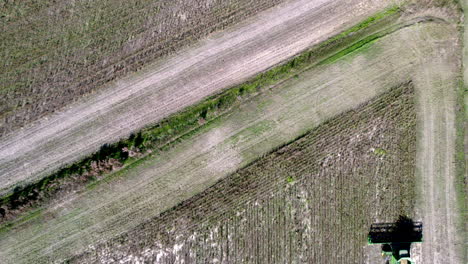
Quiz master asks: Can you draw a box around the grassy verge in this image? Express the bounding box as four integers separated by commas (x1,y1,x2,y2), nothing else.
0,6,402,223
318,33,383,65
0,209,42,235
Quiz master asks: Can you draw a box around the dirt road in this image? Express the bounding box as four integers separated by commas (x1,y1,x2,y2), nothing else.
0,0,393,195
0,13,463,263
404,21,464,263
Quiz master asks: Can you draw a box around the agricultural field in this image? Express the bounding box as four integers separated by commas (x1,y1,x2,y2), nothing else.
0,0,394,197
73,83,418,263
0,0,286,136
0,0,466,263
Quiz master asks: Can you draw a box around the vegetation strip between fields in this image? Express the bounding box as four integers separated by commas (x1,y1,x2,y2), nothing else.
0,6,402,226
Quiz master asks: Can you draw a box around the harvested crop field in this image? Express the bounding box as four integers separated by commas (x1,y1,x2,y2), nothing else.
0,0,287,136
73,84,418,263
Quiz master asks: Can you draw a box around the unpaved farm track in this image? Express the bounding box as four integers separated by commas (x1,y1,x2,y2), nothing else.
0,11,464,263
0,0,394,196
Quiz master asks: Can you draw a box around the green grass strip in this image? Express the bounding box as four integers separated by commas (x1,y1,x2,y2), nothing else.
325,6,400,44
0,208,43,235
318,33,382,65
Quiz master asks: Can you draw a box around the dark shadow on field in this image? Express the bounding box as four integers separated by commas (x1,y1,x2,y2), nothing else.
368,216,423,263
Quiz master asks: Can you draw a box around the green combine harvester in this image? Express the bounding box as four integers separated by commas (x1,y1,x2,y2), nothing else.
368,216,423,264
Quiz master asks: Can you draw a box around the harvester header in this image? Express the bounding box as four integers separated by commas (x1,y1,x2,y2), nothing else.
368,216,423,264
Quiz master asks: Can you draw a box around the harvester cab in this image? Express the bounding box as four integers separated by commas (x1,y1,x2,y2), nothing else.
368,216,423,264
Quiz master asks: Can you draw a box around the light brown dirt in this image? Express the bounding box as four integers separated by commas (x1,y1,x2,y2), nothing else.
408,22,465,264
0,0,394,196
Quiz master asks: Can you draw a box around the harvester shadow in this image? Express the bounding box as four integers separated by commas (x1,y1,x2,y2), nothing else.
368,216,423,264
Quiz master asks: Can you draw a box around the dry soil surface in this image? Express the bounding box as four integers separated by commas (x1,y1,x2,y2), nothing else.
0,0,394,195
401,20,463,264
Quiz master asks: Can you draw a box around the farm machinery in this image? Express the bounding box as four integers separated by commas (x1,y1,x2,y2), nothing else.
368,216,423,264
